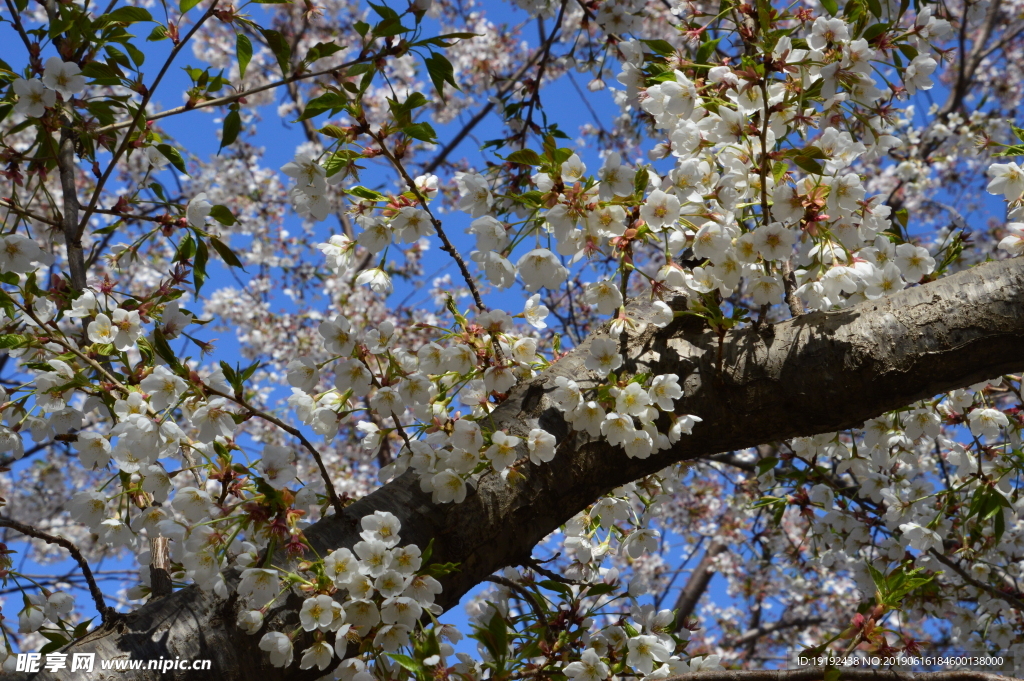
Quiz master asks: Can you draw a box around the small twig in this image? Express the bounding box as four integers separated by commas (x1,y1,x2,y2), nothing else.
723,616,825,648
422,51,544,175
91,51,390,136
513,0,569,146
149,535,172,599
77,2,221,237
370,132,506,366
58,124,87,290
3,0,34,54
781,259,803,317
485,575,550,628
519,556,579,584
205,386,344,516
0,516,118,625
92,207,169,224
371,132,486,312
0,198,60,227
928,548,1024,612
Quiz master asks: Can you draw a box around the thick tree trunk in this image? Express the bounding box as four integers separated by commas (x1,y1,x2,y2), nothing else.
16,258,1024,681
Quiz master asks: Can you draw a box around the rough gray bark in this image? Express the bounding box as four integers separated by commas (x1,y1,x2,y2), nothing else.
17,257,1024,681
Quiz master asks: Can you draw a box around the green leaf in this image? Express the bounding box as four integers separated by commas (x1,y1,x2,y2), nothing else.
372,15,411,37
298,90,347,121
862,22,889,42
239,360,261,381
125,43,146,67
39,637,69,655
424,52,459,101
236,34,253,79
424,561,459,577
642,39,675,56
414,32,478,48
539,579,573,597
798,145,827,159
306,41,344,63
0,334,29,349
105,45,132,69
210,237,246,269
791,154,824,175
219,109,241,152
82,61,124,86
506,149,543,166
219,360,238,385
772,162,788,185
695,37,722,65
347,186,386,201
1012,125,1024,144
72,618,95,638
194,238,209,294
898,43,919,61
996,144,1024,157
209,205,238,226
634,166,650,194
259,28,292,77
820,0,838,15
894,207,909,228
151,328,181,368
824,668,841,681
180,0,202,12
586,583,616,596
367,0,399,20
147,24,168,41
48,14,73,37
319,125,349,139
994,507,1006,543
156,144,187,174
387,653,425,677
102,6,153,24
175,233,196,262
324,149,362,176
486,611,508,657
402,121,437,143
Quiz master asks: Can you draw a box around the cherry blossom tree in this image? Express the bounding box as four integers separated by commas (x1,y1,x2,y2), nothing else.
1,0,1024,677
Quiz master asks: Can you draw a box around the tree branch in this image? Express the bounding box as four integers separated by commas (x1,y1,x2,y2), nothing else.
57,126,86,290
14,257,1024,681
928,549,1024,612
0,516,116,625
204,386,344,516
673,542,727,629
723,616,825,648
